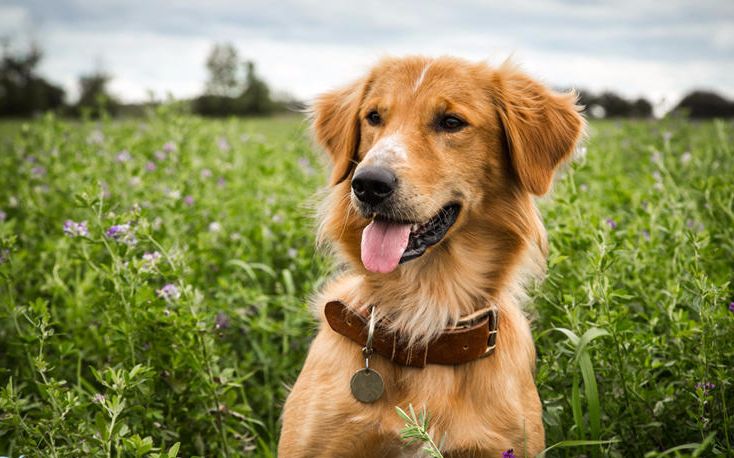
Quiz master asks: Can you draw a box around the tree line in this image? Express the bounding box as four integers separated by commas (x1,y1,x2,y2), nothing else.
1,41,732,119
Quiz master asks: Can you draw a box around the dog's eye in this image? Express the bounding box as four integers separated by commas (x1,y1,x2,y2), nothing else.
366,110,382,126
436,115,467,132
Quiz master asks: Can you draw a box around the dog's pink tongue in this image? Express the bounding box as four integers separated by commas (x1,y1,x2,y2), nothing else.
361,220,411,273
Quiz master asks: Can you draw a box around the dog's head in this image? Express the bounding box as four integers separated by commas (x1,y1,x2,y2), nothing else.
313,56,583,275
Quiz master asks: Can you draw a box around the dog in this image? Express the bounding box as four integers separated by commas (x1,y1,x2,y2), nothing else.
279,55,584,457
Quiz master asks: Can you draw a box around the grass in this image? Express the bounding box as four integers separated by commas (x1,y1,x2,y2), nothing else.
0,107,732,457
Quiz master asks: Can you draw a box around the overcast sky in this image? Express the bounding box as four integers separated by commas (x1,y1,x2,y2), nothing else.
2,0,733,114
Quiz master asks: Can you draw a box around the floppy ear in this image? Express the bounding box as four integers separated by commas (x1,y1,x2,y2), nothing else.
494,64,584,195
312,78,368,186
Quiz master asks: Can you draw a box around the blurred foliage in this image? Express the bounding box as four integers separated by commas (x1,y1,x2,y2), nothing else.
0,41,66,117
674,91,734,119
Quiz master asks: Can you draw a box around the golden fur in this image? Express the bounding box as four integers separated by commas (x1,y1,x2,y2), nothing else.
279,56,584,457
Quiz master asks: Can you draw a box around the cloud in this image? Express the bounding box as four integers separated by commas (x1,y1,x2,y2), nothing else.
2,0,732,109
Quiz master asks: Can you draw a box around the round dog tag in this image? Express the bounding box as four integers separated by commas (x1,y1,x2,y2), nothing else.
350,368,384,403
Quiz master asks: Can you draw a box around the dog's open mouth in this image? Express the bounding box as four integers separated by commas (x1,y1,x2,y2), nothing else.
360,204,460,273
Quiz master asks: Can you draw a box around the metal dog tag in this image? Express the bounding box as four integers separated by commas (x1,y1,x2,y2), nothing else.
350,367,384,403
349,305,383,403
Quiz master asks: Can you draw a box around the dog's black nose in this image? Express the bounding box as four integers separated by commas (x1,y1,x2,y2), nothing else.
352,166,397,206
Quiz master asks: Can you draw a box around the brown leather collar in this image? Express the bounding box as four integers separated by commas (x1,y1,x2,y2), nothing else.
324,300,499,368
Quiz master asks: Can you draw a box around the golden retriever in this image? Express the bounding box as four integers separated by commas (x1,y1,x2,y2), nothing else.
279,55,584,457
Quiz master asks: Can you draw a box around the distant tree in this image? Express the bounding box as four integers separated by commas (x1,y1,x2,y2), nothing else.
674,91,734,119
194,44,279,117
205,43,241,97
574,89,653,118
74,70,119,117
0,41,66,117
238,61,273,115
630,98,653,118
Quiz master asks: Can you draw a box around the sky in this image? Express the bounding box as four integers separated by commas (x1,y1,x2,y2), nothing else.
1,0,733,115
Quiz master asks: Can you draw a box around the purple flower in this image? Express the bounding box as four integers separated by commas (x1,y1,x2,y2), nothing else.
183,195,194,206
92,393,106,404
141,251,162,271
642,229,651,241
696,382,716,395
728,302,734,313
217,177,226,188
217,137,230,152
154,150,166,161
31,166,46,177
605,218,617,230
162,141,177,153
0,210,6,222
105,223,137,246
88,129,105,145
145,161,157,171
157,283,180,301
297,157,315,175
502,449,516,458
215,312,230,330
63,220,89,237
116,150,132,162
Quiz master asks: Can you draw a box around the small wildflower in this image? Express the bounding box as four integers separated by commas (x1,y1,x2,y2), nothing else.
31,166,46,177
230,232,241,241
503,449,516,458
105,223,137,246
297,157,315,175
579,184,588,192
141,251,162,271
200,168,212,178
272,214,283,223
183,195,194,206
651,151,662,165
157,283,180,302
162,141,177,153
680,151,692,165
215,312,230,330
116,150,131,162
217,137,230,151
217,177,226,187
287,248,298,258
145,161,157,171
167,189,181,200
26,155,37,163
8,196,18,208
696,382,716,395
728,302,734,313
154,150,167,161
0,210,6,222
209,222,222,233
63,220,89,237
240,133,251,142
605,218,617,230
87,129,105,145
662,131,673,142
92,393,106,404
642,229,651,241
129,176,142,187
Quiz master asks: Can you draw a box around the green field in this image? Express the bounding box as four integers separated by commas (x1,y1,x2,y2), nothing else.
0,108,732,457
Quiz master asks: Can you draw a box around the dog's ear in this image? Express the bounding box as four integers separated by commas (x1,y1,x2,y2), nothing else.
494,64,584,195
312,78,368,186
